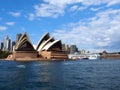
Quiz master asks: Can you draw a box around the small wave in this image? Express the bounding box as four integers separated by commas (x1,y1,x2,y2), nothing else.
34,62,51,67
34,64,48,67
16,65,26,68
63,62,73,65
33,64,43,67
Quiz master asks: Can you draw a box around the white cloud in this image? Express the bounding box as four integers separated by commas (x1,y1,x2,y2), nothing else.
90,7,102,11
70,5,79,12
34,3,64,18
9,12,21,17
69,5,86,12
0,26,7,31
5,22,15,26
28,13,35,21
29,0,120,19
52,9,120,50
27,0,120,51
107,0,120,7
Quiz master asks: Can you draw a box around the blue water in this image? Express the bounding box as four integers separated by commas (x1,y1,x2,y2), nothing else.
0,60,120,90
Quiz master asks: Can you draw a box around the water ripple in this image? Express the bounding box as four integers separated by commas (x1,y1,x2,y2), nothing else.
16,65,26,68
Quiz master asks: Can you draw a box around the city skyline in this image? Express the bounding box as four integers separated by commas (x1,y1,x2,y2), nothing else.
0,0,120,52
0,33,78,54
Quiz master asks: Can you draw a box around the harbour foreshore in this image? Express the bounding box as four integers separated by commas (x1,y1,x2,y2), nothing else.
1,57,69,61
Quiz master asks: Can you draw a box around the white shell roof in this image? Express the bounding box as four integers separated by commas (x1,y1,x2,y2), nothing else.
42,40,61,51
36,32,50,50
37,37,54,51
15,32,34,50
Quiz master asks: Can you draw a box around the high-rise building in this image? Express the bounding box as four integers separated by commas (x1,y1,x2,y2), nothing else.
0,42,2,50
11,41,16,52
0,42,4,50
62,44,69,53
62,44,66,51
3,35,11,51
65,44,70,53
16,33,22,42
69,45,78,54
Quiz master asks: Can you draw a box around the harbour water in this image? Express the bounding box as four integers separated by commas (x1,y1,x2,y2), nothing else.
0,59,120,90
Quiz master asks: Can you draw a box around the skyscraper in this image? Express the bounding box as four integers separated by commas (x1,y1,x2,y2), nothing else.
4,35,11,51
62,44,69,53
62,44,66,51
11,41,16,52
16,33,22,42
0,42,4,50
69,45,78,54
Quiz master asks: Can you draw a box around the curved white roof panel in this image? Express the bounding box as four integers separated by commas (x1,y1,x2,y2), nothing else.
36,32,50,50
42,40,62,51
15,32,35,51
37,37,54,51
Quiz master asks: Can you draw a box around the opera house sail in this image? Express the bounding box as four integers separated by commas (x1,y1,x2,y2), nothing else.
12,32,37,60
36,32,68,60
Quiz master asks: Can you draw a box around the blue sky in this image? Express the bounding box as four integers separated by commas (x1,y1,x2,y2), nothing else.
0,0,120,52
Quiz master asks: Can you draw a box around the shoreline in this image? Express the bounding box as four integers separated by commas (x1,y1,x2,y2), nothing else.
1,58,120,61
1,58,69,61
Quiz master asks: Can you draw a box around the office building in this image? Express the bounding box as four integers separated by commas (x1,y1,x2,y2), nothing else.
69,45,78,54
62,44,69,53
0,42,4,50
4,36,11,51
11,41,16,52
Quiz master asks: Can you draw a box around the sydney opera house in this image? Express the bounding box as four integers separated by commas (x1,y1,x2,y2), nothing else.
7,32,68,61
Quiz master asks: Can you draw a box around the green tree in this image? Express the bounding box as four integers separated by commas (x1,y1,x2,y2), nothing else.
0,51,11,58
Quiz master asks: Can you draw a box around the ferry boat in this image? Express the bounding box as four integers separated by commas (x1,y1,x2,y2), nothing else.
68,54,88,60
87,54,100,60
68,53,100,60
